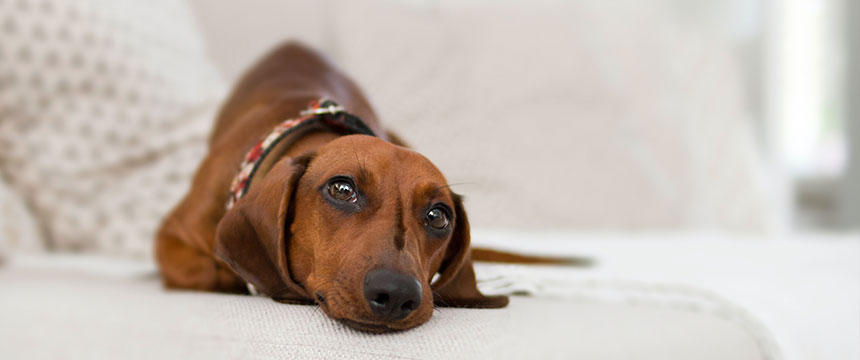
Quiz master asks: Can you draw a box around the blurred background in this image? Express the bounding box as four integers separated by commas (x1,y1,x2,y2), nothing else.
0,0,857,253
1,0,858,256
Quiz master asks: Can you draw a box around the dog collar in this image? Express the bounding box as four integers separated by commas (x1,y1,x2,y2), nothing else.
225,99,376,210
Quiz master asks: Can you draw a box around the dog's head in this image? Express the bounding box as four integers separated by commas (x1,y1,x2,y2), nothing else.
214,135,507,332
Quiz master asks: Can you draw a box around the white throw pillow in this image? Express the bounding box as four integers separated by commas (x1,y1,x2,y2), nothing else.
0,0,225,258
329,0,784,232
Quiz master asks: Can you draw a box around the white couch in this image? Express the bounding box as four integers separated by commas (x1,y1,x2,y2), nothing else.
0,238,769,360
4,233,858,359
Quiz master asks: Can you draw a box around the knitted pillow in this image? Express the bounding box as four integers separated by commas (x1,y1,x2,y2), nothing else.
0,0,225,258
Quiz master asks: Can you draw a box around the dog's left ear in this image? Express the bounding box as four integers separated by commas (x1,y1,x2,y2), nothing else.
214,156,312,304
432,194,509,308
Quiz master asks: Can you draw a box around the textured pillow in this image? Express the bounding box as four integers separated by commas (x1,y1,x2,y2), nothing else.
0,0,225,257
328,0,784,232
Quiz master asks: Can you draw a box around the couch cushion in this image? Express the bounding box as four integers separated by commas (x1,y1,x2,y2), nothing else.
0,257,772,360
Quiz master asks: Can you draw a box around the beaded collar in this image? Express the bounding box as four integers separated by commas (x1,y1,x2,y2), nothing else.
225,99,376,210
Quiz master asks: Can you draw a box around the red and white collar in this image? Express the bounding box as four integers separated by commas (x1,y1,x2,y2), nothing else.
225,99,376,210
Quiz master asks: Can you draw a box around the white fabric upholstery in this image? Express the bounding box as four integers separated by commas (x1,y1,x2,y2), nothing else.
2,233,856,360
472,231,860,360
0,0,223,257
0,255,771,360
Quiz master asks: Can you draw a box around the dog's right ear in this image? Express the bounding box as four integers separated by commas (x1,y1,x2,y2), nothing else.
432,194,509,308
214,156,312,303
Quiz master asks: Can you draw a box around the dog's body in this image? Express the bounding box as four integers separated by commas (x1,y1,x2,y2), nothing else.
155,43,507,332
156,43,388,294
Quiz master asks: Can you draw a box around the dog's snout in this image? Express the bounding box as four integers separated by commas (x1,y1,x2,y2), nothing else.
363,268,422,321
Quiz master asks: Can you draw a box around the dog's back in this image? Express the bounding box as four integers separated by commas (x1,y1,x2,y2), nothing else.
210,42,385,147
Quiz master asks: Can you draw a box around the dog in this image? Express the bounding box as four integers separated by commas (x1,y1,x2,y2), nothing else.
155,42,572,332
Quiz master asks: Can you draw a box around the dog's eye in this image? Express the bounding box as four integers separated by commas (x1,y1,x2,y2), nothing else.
426,207,450,230
327,179,357,202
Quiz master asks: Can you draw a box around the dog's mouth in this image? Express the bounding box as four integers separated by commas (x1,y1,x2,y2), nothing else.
315,291,409,333
335,318,400,333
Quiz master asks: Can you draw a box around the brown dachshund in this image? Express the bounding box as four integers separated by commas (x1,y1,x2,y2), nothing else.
155,42,514,332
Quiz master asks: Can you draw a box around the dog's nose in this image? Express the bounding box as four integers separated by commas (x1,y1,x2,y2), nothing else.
363,268,422,321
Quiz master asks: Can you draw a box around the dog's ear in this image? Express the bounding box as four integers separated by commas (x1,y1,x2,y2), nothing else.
432,194,509,308
214,156,312,304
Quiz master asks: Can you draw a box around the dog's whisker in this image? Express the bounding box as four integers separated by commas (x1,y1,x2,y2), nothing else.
433,182,477,193
350,142,370,182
